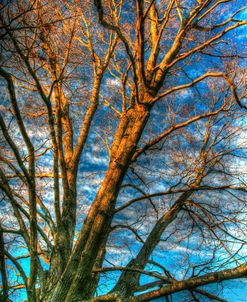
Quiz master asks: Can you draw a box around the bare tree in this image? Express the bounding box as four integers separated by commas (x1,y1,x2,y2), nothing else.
0,0,246,301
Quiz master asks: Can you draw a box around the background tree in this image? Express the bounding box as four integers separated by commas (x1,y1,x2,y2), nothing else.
0,0,246,301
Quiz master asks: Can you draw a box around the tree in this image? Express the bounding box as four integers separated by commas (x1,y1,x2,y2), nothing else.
0,0,246,301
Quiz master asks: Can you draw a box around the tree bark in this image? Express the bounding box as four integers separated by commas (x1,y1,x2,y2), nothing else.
46,105,151,302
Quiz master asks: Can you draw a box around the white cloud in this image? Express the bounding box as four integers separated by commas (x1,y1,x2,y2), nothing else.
106,78,121,87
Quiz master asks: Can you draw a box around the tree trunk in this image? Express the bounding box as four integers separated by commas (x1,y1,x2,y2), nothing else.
44,172,77,295
45,105,151,301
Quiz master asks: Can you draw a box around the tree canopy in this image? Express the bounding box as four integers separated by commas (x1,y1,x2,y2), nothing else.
0,0,246,301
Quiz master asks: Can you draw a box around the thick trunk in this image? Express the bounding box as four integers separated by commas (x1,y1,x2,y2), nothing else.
46,106,150,302
44,173,77,296
85,239,107,299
